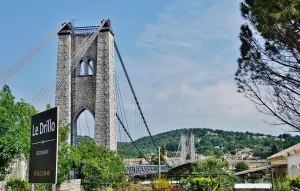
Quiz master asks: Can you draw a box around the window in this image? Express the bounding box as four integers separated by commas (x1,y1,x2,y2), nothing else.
79,60,85,75
87,60,94,75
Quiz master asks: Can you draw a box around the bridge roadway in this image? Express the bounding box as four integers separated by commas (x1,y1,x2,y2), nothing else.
126,165,172,176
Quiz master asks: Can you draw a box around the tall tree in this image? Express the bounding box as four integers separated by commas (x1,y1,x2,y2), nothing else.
235,0,300,131
0,85,37,180
270,144,279,155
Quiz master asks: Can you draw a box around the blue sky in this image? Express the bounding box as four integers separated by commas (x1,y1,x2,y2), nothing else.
0,0,292,141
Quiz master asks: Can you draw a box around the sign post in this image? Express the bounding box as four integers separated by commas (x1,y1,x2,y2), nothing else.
28,107,59,190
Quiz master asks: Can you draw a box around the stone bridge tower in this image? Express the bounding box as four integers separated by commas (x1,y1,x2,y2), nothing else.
55,20,116,151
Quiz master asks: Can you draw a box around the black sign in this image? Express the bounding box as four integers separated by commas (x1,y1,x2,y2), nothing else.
28,107,59,184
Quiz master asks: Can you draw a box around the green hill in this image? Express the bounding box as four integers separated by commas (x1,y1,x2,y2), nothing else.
116,128,300,159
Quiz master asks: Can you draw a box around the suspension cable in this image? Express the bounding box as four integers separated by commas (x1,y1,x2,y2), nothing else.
33,21,107,110
84,111,90,137
115,41,171,167
115,75,130,133
116,113,152,164
114,41,158,150
0,23,69,85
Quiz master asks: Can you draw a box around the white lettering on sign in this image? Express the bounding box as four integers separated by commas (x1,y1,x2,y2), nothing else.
36,150,49,155
32,119,56,136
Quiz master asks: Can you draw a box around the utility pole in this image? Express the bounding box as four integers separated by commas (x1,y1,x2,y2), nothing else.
158,147,161,179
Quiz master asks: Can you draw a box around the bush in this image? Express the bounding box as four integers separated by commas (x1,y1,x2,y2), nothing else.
5,178,30,191
181,177,221,191
34,184,51,191
286,175,300,189
153,179,170,191
169,186,183,191
115,181,150,191
274,181,291,191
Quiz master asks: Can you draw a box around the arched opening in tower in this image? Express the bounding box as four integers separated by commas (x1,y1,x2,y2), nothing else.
79,60,86,76
87,60,94,75
76,110,95,144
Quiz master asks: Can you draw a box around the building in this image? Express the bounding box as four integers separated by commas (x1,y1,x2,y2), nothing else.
123,158,150,165
227,159,269,171
267,143,300,180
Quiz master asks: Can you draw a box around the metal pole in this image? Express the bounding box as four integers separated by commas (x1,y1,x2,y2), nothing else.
158,147,161,179
52,184,56,191
30,184,34,191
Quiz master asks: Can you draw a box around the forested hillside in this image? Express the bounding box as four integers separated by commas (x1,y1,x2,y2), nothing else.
115,128,300,159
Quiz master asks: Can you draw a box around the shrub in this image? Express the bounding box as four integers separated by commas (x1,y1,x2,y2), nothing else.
286,175,300,189
5,178,30,191
274,181,292,191
153,179,170,191
181,177,221,191
169,186,183,191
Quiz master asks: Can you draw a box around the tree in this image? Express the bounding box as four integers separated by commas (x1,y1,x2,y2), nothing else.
235,0,300,131
235,162,249,182
190,158,236,190
0,85,37,180
235,162,249,173
270,144,279,155
74,141,126,190
57,125,81,185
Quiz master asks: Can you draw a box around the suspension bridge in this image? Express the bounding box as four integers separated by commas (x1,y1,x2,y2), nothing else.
0,19,196,177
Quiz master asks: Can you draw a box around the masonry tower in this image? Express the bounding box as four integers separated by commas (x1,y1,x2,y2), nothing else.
55,20,116,151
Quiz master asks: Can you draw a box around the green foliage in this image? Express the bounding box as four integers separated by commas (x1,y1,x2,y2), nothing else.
34,184,51,191
235,0,300,130
234,162,266,182
57,125,80,185
286,175,300,189
0,85,37,180
190,158,236,191
117,128,296,159
115,181,152,191
5,178,30,191
247,170,266,182
274,181,292,191
153,179,170,191
74,141,126,191
181,177,221,191
235,162,249,181
270,145,279,156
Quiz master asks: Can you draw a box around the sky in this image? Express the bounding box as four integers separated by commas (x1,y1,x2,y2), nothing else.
0,0,294,141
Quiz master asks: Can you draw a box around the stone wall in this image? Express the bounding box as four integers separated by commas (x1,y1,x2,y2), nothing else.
59,179,82,191
0,154,28,190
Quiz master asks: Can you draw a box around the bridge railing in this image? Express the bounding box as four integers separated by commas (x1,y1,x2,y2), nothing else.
126,165,172,176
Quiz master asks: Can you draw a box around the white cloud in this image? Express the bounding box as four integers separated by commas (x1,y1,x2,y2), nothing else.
119,0,291,138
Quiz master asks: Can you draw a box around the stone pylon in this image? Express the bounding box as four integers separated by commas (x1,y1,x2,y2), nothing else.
55,20,116,151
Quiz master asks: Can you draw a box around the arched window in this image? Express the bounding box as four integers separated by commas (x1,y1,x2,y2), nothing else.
87,60,94,75
80,60,85,75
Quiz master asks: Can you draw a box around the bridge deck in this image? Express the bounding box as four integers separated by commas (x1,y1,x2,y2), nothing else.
126,165,171,176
